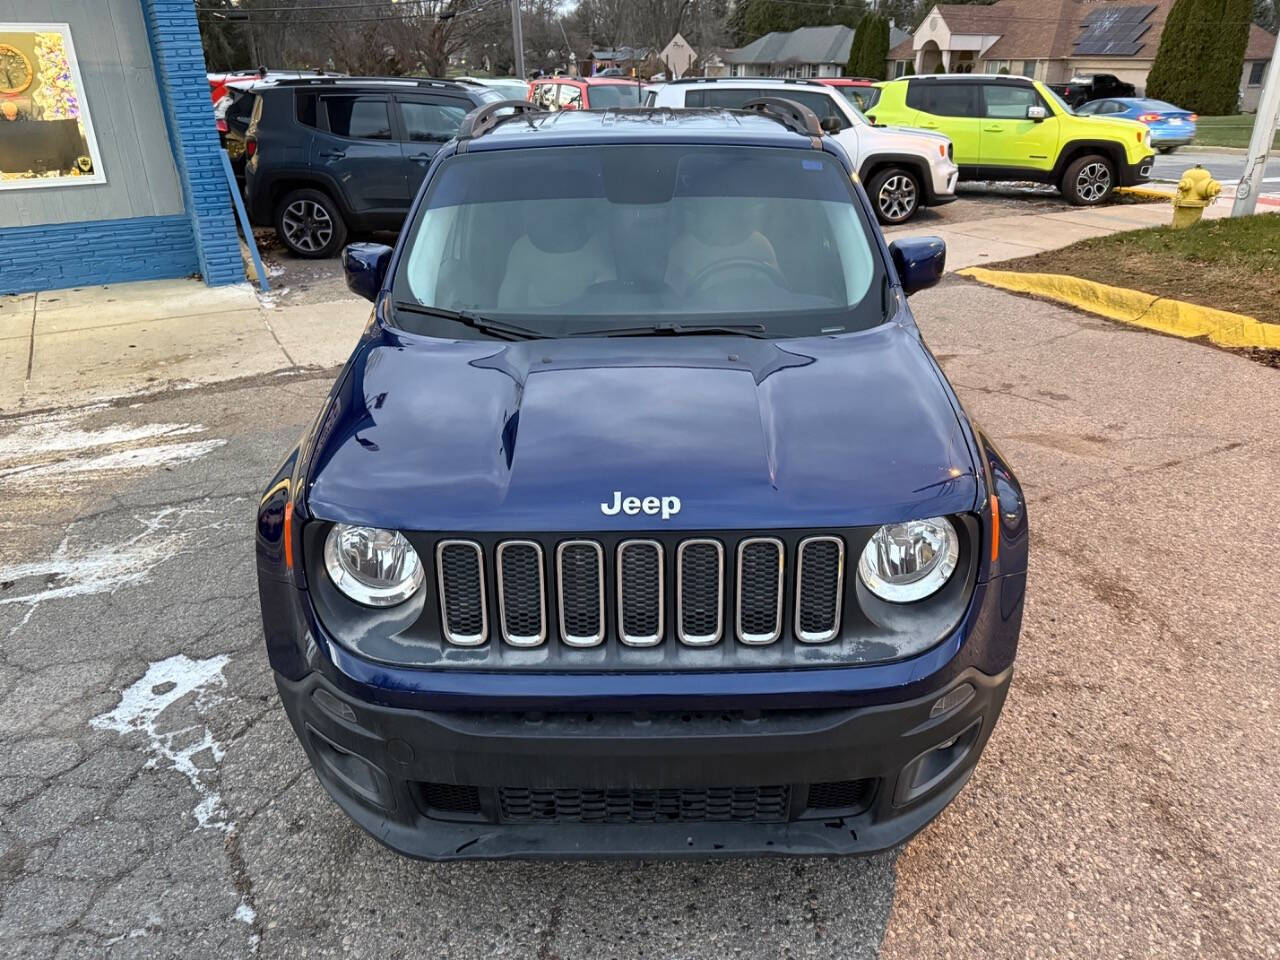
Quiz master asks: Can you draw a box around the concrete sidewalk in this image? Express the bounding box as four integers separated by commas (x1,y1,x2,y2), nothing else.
882,195,1234,271
0,279,370,413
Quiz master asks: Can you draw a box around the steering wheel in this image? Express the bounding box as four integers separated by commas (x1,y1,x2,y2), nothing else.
685,258,788,295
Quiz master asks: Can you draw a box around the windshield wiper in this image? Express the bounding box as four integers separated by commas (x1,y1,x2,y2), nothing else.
392,301,542,341
572,321,769,339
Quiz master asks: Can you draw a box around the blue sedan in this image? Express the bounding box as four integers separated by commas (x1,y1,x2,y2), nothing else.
1076,97,1197,153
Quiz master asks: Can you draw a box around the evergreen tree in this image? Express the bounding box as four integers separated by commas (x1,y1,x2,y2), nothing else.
846,17,868,75
1149,0,1254,114
860,13,891,79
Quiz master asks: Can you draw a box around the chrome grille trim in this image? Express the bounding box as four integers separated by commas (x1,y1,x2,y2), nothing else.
736,537,784,645
676,538,724,647
617,539,664,646
795,535,844,644
556,540,605,647
436,540,487,646
495,540,546,647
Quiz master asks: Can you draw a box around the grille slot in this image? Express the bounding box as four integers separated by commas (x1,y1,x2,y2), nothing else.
496,540,546,647
417,782,483,814
806,778,874,813
498,785,790,824
736,537,783,644
617,540,664,646
436,540,487,645
795,536,844,643
557,540,605,647
677,539,724,646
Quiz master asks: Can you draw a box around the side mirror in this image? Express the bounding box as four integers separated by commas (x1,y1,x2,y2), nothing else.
342,243,393,303
820,115,842,134
889,237,946,297
1027,105,1047,122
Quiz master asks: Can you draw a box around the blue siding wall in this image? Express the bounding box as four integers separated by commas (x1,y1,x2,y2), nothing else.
0,217,198,295
139,0,243,286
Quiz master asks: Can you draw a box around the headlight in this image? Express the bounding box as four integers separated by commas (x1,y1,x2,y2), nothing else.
857,517,959,603
323,524,424,607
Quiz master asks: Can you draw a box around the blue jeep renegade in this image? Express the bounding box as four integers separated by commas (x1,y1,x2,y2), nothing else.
255,99,1028,860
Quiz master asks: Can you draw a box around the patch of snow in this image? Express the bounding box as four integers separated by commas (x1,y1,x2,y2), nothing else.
91,653,232,831
0,415,204,461
0,438,226,484
0,506,195,608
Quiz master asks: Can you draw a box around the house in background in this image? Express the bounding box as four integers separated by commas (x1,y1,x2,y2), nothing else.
888,0,1276,110
586,45,653,76
723,25,854,79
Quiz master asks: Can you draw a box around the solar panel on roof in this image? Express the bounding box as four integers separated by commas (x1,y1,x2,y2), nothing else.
1074,3,1156,56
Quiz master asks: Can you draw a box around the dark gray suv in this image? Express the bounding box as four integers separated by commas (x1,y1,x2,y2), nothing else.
244,77,501,258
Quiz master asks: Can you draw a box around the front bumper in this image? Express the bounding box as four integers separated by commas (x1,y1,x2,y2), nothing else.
926,162,960,205
277,664,1012,860
1120,153,1156,186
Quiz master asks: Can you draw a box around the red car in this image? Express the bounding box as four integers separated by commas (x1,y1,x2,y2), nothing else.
528,76,646,111
816,77,881,113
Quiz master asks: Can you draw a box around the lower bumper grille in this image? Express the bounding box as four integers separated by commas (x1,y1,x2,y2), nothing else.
413,779,876,825
499,785,791,824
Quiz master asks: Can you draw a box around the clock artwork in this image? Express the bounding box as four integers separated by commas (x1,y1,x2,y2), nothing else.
0,43,34,95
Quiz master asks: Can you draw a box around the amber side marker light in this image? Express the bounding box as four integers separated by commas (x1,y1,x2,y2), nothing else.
989,494,999,565
284,501,295,572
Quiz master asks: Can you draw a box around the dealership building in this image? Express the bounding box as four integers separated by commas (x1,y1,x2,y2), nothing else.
0,1,241,295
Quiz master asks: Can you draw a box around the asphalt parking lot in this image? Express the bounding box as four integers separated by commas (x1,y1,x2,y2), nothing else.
2,238,1277,957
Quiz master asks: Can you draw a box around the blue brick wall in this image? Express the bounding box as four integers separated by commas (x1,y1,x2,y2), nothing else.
139,0,243,286
0,216,198,295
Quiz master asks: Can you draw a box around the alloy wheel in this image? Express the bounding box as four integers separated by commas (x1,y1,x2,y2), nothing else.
281,199,334,253
1076,162,1112,203
878,174,918,222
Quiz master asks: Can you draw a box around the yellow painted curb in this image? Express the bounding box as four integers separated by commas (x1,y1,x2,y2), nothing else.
958,267,1280,350
1115,185,1175,200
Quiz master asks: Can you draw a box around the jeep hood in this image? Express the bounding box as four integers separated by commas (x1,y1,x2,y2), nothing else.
306,322,978,531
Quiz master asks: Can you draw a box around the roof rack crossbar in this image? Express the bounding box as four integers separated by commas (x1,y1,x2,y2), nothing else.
668,76,826,87
458,99,547,140
740,97,823,139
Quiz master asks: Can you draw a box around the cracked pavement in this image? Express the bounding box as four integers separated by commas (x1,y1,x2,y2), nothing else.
0,282,1277,959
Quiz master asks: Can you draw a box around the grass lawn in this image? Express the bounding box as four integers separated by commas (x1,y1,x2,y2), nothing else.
996,212,1280,326
1193,115,1280,151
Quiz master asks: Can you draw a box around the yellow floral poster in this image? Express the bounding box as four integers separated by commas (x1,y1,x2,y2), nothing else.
0,22,105,189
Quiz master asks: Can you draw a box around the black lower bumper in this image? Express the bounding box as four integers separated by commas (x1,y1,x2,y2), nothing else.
277,665,1012,860
1121,154,1156,186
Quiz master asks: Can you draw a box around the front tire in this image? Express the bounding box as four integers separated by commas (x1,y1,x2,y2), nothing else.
275,188,348,258
868,167,921,225
1157,145,1176,155
1061,154,1116,206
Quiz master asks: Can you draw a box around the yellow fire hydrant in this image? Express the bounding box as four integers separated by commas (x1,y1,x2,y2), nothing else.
1171,165,1221,229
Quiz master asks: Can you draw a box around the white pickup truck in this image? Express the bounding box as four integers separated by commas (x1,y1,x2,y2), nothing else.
651,78,959,225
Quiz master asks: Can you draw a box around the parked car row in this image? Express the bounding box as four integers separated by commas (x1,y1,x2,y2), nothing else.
233,72,1164,258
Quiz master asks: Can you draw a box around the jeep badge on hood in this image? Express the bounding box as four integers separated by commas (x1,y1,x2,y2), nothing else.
601,491,682,520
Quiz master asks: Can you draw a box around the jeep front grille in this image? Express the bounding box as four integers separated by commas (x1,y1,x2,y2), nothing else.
617,540,663,646
796,536,844,643
435,533,855,653
677,539,724,646
437,540,487,645
557,540,605,647
498,785,790,824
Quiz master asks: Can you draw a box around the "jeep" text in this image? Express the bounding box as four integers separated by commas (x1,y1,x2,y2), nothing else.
600,491,682,520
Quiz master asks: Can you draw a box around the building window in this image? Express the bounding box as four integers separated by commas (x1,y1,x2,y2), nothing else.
984,60,1009,74
0,22,104,190
1249,61,1266,86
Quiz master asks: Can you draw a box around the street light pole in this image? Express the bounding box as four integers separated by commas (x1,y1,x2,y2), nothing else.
510,0,526,79
1232,28,1280,217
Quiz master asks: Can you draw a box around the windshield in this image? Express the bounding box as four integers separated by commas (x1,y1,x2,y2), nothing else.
1042,86,1075,115
838,86,880,112
585,84,645,108
392,144,885,340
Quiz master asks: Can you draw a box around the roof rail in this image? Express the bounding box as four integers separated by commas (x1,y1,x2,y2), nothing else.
667,76,826,87
457,99,547,141
740,97,823,139
270,76,467,90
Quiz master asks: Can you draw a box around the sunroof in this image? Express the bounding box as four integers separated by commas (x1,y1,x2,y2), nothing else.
1073,3,1156,56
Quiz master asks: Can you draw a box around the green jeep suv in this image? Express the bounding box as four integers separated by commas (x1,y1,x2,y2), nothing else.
867,75,1154,205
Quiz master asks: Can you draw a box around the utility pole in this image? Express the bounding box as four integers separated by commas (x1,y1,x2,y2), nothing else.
510,0,526,79
1232,28,1280,217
